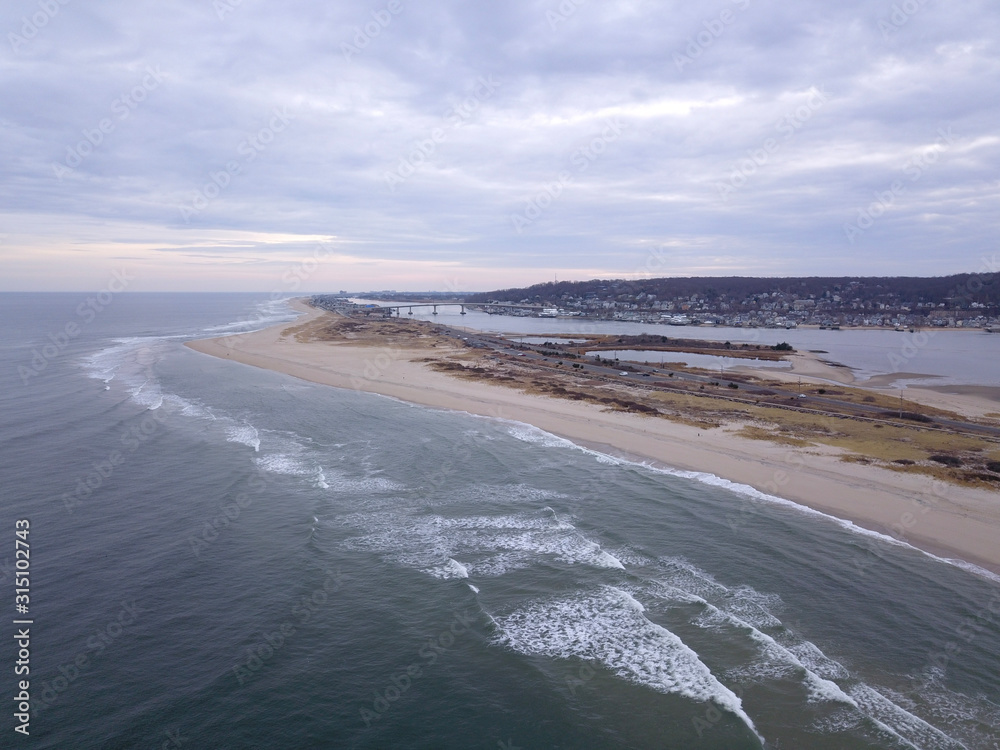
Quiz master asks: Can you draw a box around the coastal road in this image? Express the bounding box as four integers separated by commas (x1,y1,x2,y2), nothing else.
432,324,1000,440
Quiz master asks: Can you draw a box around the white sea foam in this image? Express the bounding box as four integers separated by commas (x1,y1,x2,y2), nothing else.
495,586,760,738
82,336,210,417
465,552,534,578
934,556,1000,586
719,586,784,632
128,378,164,410
165,393,215,419
687,602,837,698
82,337,146,382
433,514,574,532
849,684,969,750
811,706,864,735
680,576,965,747
226,422,261,451
499,418,1000,586
654,557,731,600
428,558,469,580
323,473,406,494
606,546,658,567
313,468,329,489
656,560,858,711
340,510,625,579
200,298,301,334
788,641,851,681
504,423,578,449
433,483,569,508
888,676,1000,743
254,454,315,476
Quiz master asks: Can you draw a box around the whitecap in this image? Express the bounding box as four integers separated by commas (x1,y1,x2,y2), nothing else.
254,454,314,476
849,684,969,750
340,510,625,579
428,558,469,580
495,586,760,740
226,422,261,452
494,418,1000,586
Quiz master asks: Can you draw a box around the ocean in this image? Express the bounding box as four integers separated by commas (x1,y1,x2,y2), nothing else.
2,293,998,749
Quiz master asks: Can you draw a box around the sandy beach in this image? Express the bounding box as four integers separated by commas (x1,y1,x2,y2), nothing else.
187,300,1000,573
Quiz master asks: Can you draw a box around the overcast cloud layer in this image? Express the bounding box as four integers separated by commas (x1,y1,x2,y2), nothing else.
2,0,999,291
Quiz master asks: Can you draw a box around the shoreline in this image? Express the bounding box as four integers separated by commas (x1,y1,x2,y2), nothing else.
185,300,1000,575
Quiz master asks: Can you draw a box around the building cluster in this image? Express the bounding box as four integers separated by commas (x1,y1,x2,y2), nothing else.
485,280,999,329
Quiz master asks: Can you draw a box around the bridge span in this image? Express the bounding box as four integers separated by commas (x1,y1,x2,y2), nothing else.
363,302,545,317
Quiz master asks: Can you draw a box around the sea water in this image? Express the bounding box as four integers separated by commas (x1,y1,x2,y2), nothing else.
1,293,997,749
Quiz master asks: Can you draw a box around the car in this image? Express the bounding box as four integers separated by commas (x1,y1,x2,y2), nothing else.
620,372,629,376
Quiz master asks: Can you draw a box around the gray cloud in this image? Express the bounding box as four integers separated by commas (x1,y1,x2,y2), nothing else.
2,0,998,289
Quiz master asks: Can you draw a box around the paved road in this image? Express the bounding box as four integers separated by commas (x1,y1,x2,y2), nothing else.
432,324,1000,440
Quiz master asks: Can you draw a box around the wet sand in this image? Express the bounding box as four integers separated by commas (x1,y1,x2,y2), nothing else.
185,301,1000,574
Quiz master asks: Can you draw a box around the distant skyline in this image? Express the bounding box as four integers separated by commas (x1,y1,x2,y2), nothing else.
2,0,999,292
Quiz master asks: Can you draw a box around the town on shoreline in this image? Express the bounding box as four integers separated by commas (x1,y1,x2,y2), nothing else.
316,272,1000,330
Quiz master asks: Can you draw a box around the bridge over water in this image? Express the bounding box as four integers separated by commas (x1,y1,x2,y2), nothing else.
362,302,546,317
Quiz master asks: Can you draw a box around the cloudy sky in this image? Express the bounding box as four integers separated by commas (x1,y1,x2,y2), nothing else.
2,0,998,292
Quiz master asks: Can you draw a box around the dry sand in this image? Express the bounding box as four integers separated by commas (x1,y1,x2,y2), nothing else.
186,300,1000,574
